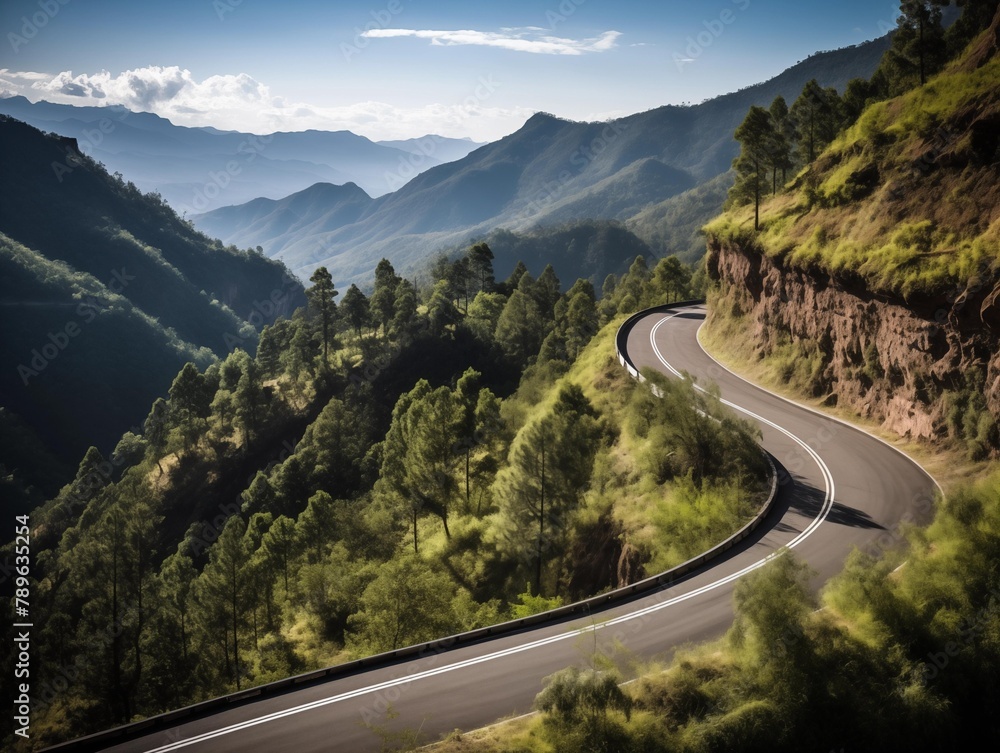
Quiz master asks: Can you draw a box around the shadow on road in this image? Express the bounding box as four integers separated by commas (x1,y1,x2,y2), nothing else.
777,470,884,531
825,502,885,529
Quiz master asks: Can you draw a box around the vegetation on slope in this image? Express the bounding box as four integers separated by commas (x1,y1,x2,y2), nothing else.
431,221,657,289
0,243,767,750
626,172,736,263
708,3,1000,298
701,2,1000,461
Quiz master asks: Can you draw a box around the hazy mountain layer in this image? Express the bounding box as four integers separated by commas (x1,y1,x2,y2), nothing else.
0,97,482,210
192,36,890,287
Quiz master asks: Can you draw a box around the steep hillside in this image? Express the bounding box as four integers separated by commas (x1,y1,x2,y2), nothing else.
192,36,890,287
527,157,697,226
0,116,304,502
627,171,736,262
704,15,1000,450
190,181,375,255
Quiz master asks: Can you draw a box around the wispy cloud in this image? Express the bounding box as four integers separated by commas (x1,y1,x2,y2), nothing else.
0,69,50,82
362,28,621,55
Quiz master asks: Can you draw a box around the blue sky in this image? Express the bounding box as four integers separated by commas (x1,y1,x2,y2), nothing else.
0,0,903,141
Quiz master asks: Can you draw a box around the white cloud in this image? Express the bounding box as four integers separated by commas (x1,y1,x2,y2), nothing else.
1,66,533,141
0,69,51,98
362,28,621,55
259,100,537,141
31,66,271,112
0,69,50,82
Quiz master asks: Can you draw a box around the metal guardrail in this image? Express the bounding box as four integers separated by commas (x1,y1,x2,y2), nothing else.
45,299,780,753
614,299,706,379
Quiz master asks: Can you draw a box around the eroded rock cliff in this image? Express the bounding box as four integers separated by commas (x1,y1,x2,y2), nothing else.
707,237,1000,452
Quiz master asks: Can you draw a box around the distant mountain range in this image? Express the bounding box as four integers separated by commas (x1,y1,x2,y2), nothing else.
0,96,484,211
0,34,892,295
0,116,304,504
190,35,891,287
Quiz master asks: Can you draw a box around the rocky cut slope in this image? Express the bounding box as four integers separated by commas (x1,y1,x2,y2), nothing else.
707,239,1000,448
704,10,1000,456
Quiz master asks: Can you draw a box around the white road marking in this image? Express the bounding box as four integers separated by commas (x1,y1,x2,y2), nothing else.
139,311,836,753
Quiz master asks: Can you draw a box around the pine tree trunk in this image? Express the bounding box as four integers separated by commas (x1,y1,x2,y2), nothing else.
536,445,546,596
754,158,761,232
265,582,274,629
919,16,926,85
111,538,123,721
465,451,471,509
132,563,143,717
231,564,240,691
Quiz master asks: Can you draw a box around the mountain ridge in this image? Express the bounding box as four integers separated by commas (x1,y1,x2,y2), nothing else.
193,35,892,287
0,116,304,502
0,96,484,209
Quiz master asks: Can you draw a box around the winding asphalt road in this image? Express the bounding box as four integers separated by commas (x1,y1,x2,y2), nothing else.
92,303,937,753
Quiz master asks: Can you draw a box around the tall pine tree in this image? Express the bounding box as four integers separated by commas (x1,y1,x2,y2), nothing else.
731,106,777,231
307,266,338,364
889,1,947,89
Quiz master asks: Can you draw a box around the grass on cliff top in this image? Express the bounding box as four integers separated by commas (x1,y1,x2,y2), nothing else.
705,57,1000,299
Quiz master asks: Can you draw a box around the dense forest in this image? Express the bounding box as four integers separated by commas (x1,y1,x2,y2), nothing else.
0,237,776,749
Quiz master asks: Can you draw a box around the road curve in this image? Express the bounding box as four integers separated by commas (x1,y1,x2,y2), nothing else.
90,304,937,753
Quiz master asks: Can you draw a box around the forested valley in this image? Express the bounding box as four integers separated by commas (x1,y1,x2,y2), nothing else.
0,241,775,748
